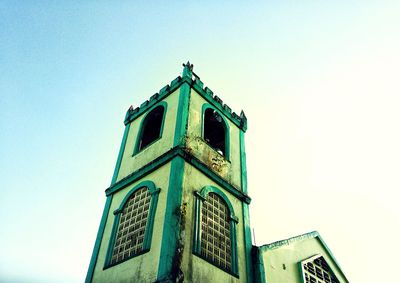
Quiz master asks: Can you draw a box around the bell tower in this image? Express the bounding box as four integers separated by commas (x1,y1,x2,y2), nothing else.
86,63,253,282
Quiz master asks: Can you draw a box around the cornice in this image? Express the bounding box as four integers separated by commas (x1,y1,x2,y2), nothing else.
105,146,251,204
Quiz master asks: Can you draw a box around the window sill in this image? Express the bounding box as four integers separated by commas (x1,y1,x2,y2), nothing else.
132,136,162,157
201,138,231,163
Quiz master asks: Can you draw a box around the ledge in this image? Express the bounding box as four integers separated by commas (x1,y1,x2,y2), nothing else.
105,146,251,205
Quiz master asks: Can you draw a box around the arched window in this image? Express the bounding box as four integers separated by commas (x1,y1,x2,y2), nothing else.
203,107,229,158
135,104,166,154
193,186,238,276
105,181,160,267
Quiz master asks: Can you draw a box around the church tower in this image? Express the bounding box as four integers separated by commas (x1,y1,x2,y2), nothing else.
86,63,253,283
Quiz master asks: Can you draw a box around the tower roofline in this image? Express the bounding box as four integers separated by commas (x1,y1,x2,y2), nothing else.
124,63,247,131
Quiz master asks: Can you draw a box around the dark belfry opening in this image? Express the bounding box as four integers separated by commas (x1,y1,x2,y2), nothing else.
204,108,226,156
139,106,164,151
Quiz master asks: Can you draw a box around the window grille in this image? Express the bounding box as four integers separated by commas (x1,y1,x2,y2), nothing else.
302,256,340,283
200,192,232,271
110,187,151,265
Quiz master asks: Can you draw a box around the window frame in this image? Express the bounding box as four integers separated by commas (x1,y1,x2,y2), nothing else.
193,185,239,277
133,102,168,156
201,104,230,160
104,180,160,269
299,254,340,283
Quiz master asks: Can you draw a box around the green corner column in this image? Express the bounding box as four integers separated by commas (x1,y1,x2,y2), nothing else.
240,129,254,283
157,63,192,281
85,121,130,283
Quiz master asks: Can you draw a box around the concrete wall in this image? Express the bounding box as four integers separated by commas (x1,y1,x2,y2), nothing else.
179,163,247,282
92,163,171,283
259,235,348,283
116,89,180,182
186,89,242,190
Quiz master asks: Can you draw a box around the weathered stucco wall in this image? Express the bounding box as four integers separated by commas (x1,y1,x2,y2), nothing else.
92,163,171,283
179,163,247,283
186,90,242,190
116,89,180,182
260,235,348,283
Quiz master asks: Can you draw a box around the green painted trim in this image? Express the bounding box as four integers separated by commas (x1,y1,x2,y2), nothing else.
192,192,202,254
316,233,350,283
251,247,266,283
298,261,306,283
124,77,183,125
242,203,253,282
239,130,248,194
103,207,122,269
255,247,266,283
230,219,238,276
260,231,319,251
239,129,253,283
103,181,160,268
111,123,131,185
191,79,247,132
196,186,236,219
106,148,179,196
123,64,246,131
180,150,251,204
201,103,230,160
143,187,161,249
173,62,192,147
85,195,113,283
132,101,168,156
173,82,191,147
193,186,239,276
106,147,251,204
157,157,185,281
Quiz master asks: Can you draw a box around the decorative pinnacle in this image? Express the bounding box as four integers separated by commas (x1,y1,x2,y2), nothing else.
182,61,194,78
182,61,194,71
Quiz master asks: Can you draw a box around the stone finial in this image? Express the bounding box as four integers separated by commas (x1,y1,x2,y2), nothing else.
240,110,247,130
183,61,194,71
240,110,247,120
182,61,194,79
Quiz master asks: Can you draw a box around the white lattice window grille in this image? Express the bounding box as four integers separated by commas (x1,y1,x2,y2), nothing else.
110,187,151,265
301,255,340,283
200,192,232,271
193,187,239,276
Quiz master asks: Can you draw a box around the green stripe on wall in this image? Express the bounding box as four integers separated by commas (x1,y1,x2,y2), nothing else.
111,123,131,185
157,156,185,280
85,195,113,283
240,129,253,283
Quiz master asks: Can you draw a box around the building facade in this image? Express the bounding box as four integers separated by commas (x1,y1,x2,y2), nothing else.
86,63,349,283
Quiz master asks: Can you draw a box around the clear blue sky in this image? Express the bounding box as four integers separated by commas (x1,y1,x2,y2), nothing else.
1,1,399,282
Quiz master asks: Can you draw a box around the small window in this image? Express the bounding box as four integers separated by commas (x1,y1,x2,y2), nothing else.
301,255,340,283
137,105,165,152
203,108,227,156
